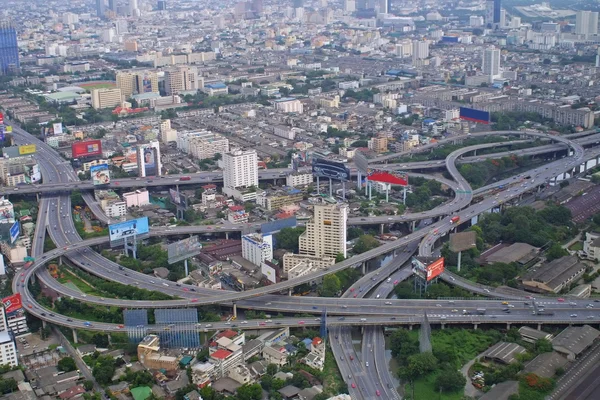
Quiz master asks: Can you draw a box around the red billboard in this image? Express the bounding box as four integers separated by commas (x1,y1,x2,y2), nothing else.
367,170,408,186
2,293,23,315
72,140,102,158
426,257,445,281
0,112,3,124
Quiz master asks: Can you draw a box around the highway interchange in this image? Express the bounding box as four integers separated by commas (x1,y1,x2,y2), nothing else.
6,124,600,399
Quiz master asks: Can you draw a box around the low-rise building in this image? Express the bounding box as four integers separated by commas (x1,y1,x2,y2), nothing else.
242,233,273,267
137,335,180,372
209,348,244,379
256,188,304,211
521,255,586,293
552,325,600,360
263,345,288,367
123,189,150,208
286,172,313,188
483,342,527,365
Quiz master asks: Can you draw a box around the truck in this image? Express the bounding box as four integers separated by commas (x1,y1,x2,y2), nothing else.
476,308,486,315
535,311,555,316
450,216,460,224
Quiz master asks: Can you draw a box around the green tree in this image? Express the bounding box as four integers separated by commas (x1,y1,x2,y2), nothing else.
320,274,341,297
335,253,345,263
58,357,77,372
83,380,94,391
546,243,568,262
535,338,553,354
266,364,278,376
197,348,209,361
92,355,116,385
435,367,466,392
274,227,306,252
236,383,263,400
352,235,381,254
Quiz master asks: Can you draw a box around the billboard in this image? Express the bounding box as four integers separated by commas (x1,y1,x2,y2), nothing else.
143,147,156,170
426,257,445,281
169,189,188,209
72,140,102,158
167,236,203,264
90,164,110,185
142,74,153,93
261,262,277,284
459,107,490,124
53,122,64,135
109,217,149,241
312,158,351,181
9,221,19,244
0,112,3,124
0,204,14,224
2,293,23,316
367,170,408,186
261,216,297,235
19,144,36,155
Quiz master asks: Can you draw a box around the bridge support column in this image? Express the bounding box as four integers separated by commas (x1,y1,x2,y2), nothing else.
537,323,542,331
42,320,47,329
36,193,40,202
473,323,478,330
233,303,237,319
408,325,413,331
362,262,366,275
441,323,445,330
225,232,229,240
288,288,292,296
411,220,416,232
72,329,78,344
107,334,112,346
59,256,63,265
380,224,384,235
506,323,511,330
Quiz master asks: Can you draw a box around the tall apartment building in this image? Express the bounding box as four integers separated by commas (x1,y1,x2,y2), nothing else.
0,331,17,367
486,0,501,27
91,88,122,109
412,40,429,66
242,234,273,267
96,0,106,18
299,202,348,259
164,66,202,95
0,21,20,75
368,136,388,153
116,71,159,98
274,98,303,114
482,46,501,77
576,10,599,37
177,130,229,160
159,119,177,144
223,149,259,201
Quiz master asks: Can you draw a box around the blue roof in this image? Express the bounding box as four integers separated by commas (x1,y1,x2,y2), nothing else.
302,338,312,346
206,83,227,89
275,97,296,102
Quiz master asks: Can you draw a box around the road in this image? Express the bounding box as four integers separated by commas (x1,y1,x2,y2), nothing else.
549,341,600,400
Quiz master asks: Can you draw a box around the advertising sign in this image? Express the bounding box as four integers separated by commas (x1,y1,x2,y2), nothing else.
6,126,12,133
261,216,297,235
71,140,102,158
426,257,445,281
2,293,23,316
53,122,64,135
411,257,427,280
9,221,19,244
169,188,181,205
109,217,149,241
367,170,408,186
312,158,351,181
90,164,111,185
261,262,277,284
143,147,156,170
18,144,36,155
459,107,490,124
0,112,3,124
142,74,153,93
0,204,15,224
167,236,203,264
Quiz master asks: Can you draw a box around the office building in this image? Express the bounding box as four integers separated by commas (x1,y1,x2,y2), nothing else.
223,150,258,201
299,202,348,258
0,331,17,367
108,0,117,11
164,66,201,95
177,130,229,160
129,0,139,16
344,0,355,13
242,234,273,267
576,10,599,37
137,141,162,177
482,46,501,77
377,0,388,14
368,136,388,153
0,21,19,75
116,72,137,98
91,88,122,109
138,335,179,371
96,0,106,18
486,0,501,27
117,71,159,98
157,0,167,10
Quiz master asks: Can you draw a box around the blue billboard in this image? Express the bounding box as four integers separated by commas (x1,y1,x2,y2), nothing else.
109,217,149,241
459,107,490,124
312,158,351,181
9,221,19,244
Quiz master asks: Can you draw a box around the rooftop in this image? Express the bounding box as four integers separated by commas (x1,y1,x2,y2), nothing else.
523,352,568,378
484,341,527,364
552,325,600,356
210,349,233,360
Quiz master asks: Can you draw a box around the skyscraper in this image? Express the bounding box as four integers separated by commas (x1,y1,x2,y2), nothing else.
486,0,501,27
299,203,348,258
576,10,599,37
96,0,106,18
157,0,167,11
0,21,19,75
223,149,259,200
377,0,388,14
482,46,501,77
108,0,117,11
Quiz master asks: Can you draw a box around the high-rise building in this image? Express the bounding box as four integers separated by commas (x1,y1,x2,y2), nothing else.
344,0,356,13
116,72,136,97
0,21,19,75
486,0,501,27
129,0,139,16
137,141,162,177
299,202,348,259
108,0,117,11
164,66,200,95
412,40,430,65
157,0,167,10
242,233,273,267
91,88,122,109
96,0,106,18
482,46,501,77
576,10,599,37
377,0,388,14
223,149,258,200
0,331,17,367
116,70,159,96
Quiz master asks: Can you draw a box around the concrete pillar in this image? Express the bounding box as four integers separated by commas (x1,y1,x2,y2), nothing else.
473,323,478,330
107,333,112,346
380,224,384,235
225,232,229,240
72,329,78,344
506,323,511,330
288,288,292,296
408,325,413,331
362,262,366,275
233,303,237,319
537,323,542,331
411,220,416,232
59,256,63,265
457,251,462,272
36,193,40,202
441,323,445,330
42,320,47,329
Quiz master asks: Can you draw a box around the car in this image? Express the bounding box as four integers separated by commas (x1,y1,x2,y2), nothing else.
351,383,356,389
117,324,124,329
385,301,392,305
67,318,73,322
502,301,509,305
349,355,354,361
183,288,189,291
376,390,381,396
557,298,565,302
338,317,345,321
312,306,318,310
298,321,305,325
451,309,458,313
241,321,248,324
259,322,266,326
191,299,198,302
365,362,369,367
393,280,399,285
570,314,578,318
508,304,515,308
390,317,396,320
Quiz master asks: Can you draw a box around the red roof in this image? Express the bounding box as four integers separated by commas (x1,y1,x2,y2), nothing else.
228,205,244,211
312,337,323,346
211,349,233,360
59,386,86,399
203,184,217,189
216,329,238,339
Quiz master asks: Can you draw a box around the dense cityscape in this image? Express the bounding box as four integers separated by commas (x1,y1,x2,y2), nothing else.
2,0,600,399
